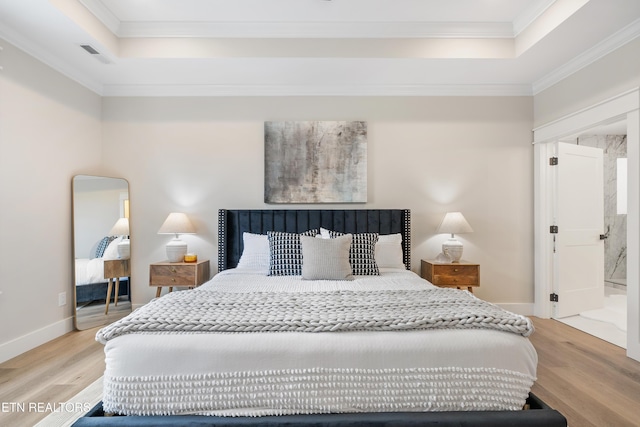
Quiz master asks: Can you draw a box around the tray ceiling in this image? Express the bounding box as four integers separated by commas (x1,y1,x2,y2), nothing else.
0,0,639,96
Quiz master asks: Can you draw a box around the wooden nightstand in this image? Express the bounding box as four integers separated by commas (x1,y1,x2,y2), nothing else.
104,259,130,314
421,260,480,293
149,259,210,298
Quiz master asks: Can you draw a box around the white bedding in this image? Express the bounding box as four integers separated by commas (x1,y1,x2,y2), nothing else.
75,257,105,285
102,268,537,416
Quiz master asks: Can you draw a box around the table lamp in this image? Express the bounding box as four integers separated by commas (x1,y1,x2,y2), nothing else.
435,212,473,263
109,217,130,259
158,213,196,262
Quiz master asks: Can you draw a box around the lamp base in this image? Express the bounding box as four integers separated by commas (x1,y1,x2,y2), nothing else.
166,238,187,263
435,251,452,263
442,238,463,263
117,239,130,259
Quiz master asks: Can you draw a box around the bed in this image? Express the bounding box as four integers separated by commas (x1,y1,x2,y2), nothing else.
75,209,566,426
75,236,129,304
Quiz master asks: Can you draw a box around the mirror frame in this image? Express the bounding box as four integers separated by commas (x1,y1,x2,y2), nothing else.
72,175,132,330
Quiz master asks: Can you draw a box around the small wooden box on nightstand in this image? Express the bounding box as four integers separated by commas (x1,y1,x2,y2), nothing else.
421,259,480,293
149,259,210,298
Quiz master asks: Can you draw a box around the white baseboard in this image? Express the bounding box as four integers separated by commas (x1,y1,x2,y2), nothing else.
496,303,535,316
0,317,75,364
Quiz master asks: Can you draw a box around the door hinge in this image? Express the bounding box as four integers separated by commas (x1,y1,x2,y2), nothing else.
549,157,558,166
550,293,559,302
550,225,558,234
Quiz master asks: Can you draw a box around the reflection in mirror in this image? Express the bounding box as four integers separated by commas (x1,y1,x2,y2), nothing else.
73,175,132,330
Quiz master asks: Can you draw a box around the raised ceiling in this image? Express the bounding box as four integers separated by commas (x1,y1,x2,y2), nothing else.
1,0,639,96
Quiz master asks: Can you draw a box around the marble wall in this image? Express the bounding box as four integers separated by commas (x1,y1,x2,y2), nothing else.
577,135,627,286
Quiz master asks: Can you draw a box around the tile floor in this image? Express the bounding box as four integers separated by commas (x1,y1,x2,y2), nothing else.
556,285,627,348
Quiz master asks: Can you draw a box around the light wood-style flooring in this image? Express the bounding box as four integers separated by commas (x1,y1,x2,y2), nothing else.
0,327,104,427
529,317,640,427
1,318,639,426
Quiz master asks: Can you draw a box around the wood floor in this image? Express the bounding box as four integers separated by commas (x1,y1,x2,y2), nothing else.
1,318,639,426
0,327,105,427
529,317,640,427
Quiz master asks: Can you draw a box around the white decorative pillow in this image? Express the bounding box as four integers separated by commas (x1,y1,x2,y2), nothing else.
375,233,405,269
301,234,353,280
319,227,332,239
267,229,319,276
237,232,270,272
102,236,123,260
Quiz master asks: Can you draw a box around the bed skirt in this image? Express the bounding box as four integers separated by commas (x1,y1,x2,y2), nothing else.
76,280,129,304
71,394,566,427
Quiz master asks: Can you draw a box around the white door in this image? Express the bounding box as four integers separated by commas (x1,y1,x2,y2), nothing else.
552,142,605,318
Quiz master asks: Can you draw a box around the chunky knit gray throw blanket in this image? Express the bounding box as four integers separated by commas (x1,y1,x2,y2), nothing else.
96,287,533,344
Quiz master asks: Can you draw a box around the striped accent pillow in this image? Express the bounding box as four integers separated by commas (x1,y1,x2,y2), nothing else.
95,236,117,258
267,230,318,276
328,230,380,276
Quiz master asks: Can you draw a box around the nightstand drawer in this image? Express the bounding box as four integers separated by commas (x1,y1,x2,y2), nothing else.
421,260,480,292
430,265,478,286
149,260,210,291
150,265,196,286
104,259,130,279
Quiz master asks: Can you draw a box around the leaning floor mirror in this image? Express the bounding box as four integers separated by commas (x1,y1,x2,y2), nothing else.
72,175,132,330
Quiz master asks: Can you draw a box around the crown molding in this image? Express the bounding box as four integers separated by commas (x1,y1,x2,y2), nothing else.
79,0,516,39
0,26,104,95
79,0,121,34
115,21,515,39
532,17,640,95
0,28,532,98
101,83,533,97
512,0,556,37
533,87,638,143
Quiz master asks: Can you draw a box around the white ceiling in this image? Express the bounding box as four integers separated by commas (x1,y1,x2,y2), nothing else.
1,0,639,96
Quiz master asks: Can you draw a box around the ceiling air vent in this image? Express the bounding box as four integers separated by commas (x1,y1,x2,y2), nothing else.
80,44,99,55
79,44,112,64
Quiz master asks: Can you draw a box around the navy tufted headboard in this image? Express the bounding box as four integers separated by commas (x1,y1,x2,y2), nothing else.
218,209,411,272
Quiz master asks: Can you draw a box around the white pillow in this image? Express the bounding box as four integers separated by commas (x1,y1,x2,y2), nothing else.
237,232,270,272
375,233,405,269
102,236,123,260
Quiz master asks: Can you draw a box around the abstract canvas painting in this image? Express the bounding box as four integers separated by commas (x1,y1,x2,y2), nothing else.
264,121,367,203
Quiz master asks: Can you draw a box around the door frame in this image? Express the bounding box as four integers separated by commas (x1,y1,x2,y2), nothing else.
533,88,640,361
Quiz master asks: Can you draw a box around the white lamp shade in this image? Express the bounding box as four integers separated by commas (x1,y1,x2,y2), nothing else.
109,218,130,236
435,212,473,235
158,213,196,263
436,212,473,263
158,213,196,235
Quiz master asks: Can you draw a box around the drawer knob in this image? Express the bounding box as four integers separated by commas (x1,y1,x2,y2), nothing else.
454,269,459,272
171,278,176,282
171,267,177,273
